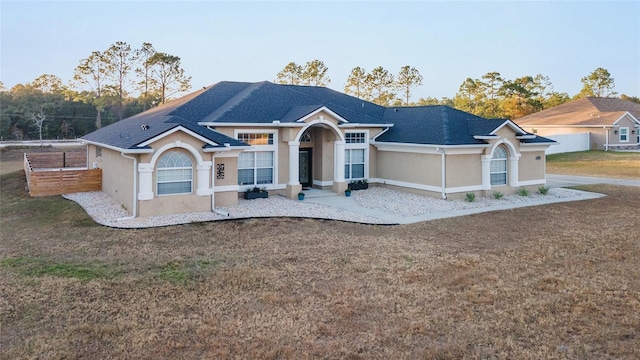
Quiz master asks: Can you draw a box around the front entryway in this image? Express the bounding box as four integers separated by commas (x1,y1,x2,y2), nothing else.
299,148,312,188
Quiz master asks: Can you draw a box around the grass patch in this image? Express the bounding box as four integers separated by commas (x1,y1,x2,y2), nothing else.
547,150,640,179
1,257,119,281
2,147,640,359
158,259,225,285
159,262,189,285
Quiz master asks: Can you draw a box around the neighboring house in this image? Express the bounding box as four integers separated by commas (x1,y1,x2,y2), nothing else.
515,97,640,151
81,81,554,218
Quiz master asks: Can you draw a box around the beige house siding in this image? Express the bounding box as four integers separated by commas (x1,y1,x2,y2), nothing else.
376,151,441,187
446,154,482,188
519,150,546,182
97,146,134,213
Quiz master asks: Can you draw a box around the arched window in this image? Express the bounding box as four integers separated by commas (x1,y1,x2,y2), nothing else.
490,146,508,186
157,151,193,195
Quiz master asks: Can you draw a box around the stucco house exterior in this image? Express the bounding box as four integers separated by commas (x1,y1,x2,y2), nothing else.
81,81,555,218
515,97,640,151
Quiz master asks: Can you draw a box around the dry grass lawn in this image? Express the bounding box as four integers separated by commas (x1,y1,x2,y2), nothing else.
1,148,640,359
547,150,640,179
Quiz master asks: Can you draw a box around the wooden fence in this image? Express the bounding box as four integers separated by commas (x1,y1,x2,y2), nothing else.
24,152,102,197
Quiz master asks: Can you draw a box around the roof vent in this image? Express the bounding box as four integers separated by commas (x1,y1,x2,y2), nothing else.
361,102,364,108
141,124,150,130
394,108,398,112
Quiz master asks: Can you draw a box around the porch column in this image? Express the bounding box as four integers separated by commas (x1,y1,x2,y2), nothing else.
196,161,212,196
138,163,154,200
334,141,345,182
481,155,492,190
288,141,300,185
509,155,520,187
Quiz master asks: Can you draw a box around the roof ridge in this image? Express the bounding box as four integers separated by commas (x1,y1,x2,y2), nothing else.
280,84,386,123
202,82,268,122
440,107,451,144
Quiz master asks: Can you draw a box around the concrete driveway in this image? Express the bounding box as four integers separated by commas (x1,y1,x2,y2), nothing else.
547,174,640,188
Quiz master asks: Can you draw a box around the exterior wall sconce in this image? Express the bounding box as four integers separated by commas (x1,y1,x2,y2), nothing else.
614,130,618,134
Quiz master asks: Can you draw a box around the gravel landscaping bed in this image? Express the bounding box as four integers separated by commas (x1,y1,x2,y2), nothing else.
63,186,587,229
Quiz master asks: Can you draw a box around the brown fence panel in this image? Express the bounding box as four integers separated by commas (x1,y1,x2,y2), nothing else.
28,169,102,197
26,152,87,169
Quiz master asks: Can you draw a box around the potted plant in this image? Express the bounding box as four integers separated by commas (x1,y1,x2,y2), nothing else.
298,192,305,201
344,189,352,197
348,179,368,191
244,186,268,200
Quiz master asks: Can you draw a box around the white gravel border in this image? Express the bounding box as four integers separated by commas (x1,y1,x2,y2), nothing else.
63,187,595,229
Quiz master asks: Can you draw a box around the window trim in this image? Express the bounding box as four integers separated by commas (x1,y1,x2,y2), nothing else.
344,130,369,180
490,146,508,186
156,151,193,196
619,127,629,142
235,129,278,187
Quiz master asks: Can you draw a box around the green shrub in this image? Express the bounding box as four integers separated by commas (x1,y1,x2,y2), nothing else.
538,185,550,195
465,192,476,202
492,191,504,200
516,187,530,197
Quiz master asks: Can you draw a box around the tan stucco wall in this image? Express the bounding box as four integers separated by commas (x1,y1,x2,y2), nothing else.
519,151,546,182
214,157,237,187
376,151,441,186
445,154,482,187
139,193,211,217
98,146,135,213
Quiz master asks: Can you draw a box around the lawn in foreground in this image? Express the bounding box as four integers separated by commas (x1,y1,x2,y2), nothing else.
547,150,640,179
1,169,639,359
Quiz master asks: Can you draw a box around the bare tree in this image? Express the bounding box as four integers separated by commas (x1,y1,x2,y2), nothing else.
27,109,46,146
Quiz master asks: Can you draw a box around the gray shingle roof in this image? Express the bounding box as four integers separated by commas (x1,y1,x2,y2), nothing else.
82,81,553,149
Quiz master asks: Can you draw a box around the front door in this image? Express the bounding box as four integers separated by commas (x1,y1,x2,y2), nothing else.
299,148,312,188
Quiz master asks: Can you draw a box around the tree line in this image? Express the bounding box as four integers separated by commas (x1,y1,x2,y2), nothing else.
0,41,191,141
276,62,636,120
2,49,637,142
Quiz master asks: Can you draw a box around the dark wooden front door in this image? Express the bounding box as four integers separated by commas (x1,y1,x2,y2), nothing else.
299,148,312,188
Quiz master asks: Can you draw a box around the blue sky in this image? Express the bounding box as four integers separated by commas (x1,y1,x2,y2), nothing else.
1,1,639,100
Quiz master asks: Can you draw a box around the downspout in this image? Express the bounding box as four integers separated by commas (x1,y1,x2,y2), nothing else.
117,152,137,221
605,126,609,151
436,147,447,199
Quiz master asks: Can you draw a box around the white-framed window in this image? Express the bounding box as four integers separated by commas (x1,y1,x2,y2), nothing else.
344,131,368,180
345,149,365,179
236,130,277,186
490,146,508,186
238,151,274,185
619,127,629,142
237,132,273,146
345,132,366,144
156,151,193,195
95,146,102,158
